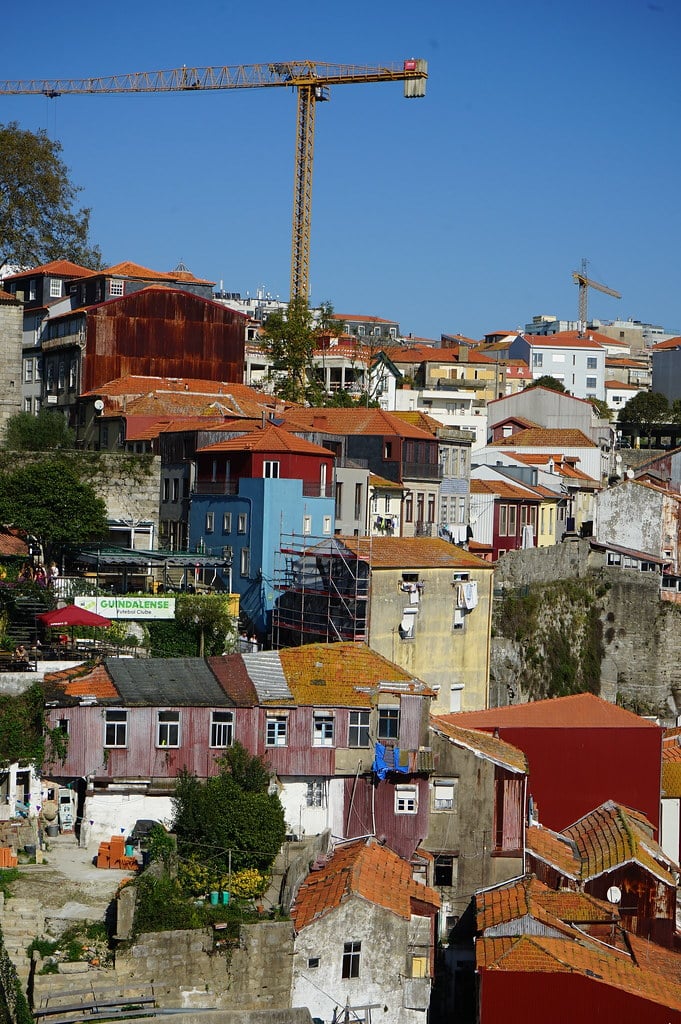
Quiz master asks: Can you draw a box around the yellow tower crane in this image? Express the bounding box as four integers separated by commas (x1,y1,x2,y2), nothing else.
0,60,428,301
572,258,621,335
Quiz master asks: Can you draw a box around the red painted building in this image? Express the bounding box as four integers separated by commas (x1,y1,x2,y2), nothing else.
439,693,663,833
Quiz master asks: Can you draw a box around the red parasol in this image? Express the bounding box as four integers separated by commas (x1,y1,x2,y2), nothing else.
36,605,112,628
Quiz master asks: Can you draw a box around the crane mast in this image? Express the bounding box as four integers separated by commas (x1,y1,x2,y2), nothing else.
572,258,621,335
0,60,428,302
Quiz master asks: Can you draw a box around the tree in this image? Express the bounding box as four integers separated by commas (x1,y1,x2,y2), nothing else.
260,298,343,404
171,743,286,875
0,459,107,564
4,409,75,451
527,376,567,393
588,397,611,421
174,593,238,656
0,122,102,269
620,391,669,427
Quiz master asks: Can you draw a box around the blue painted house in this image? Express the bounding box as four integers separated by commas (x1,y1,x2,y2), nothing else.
189,424,336,637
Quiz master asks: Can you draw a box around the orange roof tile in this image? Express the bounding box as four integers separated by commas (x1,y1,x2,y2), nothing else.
564,801,677,885
604,379,640,390
4,259,93,280
470,478,541,501
477,933,681,1012
197,424,334,457
476,876,602,937
652,336,681,351
430,718,527,774
369,473,404,490
77,260,215,285
526,825,581,878
340,536,493,570
291,838,439,932
332,314,398,325
524,330,609,349
490,427,597,448
44,663,118,700
438,693,661,730
281,407,437,440
279,643,418,707
0,528,28,557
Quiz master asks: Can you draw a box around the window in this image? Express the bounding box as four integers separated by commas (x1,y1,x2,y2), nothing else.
57,718,70,737
405,493,413,523
323,515,332,535
24,359,33,383
163,478,170,502
240,547,250,577
354,483,363,520
587,357,598,369
50,279,62,298
378,707,399,740
157,710,180,747
335,482,343,518
427,494,436,523
348,710,370,748
384,441,393,459
308,957,320,969
263,460,280,478
306,779,326,807
508,505,517,537
58,362,65,390
210,710,234,748
28,279,36,301
104,710,128,747
411,957,428,978
238,513,247,534
172,479,179,502
313,714,334,747
266,715,288,746
532,352,543,368
586,376,597,390
23,397,32,413
342,941,361,979
35,359,42,382
303,515,312,535
434,855,457,886
607,551,622,566
498,505,508,536
222,512,232,533
395,785,418,814
69,362,77,390
205,512,214,533
110,279,124,296
452,608,465,631
433,778,457,811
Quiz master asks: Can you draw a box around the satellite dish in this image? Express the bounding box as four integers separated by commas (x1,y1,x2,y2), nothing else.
606,885,622,904
93,399,105,413
626,468,635,479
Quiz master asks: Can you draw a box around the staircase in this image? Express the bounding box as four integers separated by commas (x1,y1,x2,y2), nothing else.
0,894,45,990
6,593,50,651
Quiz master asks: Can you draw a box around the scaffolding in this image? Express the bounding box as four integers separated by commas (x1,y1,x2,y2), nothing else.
270,533,373,649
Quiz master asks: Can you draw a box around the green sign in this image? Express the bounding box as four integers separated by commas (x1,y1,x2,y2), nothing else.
75,596,176,620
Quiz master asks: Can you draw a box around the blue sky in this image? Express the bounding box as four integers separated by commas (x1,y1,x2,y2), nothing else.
2,0,679,340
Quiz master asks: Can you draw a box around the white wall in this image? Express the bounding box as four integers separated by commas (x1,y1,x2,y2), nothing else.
80,792,173,846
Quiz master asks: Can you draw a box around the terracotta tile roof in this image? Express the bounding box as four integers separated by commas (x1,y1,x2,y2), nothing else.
83,376,266,400
281,407,437,440
477,933,681,1012
606,356,650,368
476,876,603,937
291,838,439,932
0,291,21,304
430,718,527,773
526,824,581,878
77,260,215,285
279,643,417,707
369,473,404,490
652,335,681,351
439,693,661,730
197,424,334,457
390,411,452,433
663,737,681,798
564,801,677,886
4,259,93,280
44,663,119,700
340,536,493,570
470,477,540,501
490,427,597,448
604,379,640,390
504,452,597,483
332,314,398,325
524,330,609,349
0,528,28,557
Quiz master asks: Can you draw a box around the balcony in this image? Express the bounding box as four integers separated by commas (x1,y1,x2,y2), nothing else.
193,480,239,495
402,462,442,481
302,482,333,498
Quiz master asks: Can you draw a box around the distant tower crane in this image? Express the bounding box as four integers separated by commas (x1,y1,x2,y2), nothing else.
0,60,428,302
572,258,621,335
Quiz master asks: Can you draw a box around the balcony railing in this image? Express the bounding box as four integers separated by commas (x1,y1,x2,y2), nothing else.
302,482,333,498
402,462,442,481
193,479,333,498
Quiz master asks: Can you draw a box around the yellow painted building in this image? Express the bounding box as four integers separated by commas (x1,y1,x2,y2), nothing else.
342,537,495,713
